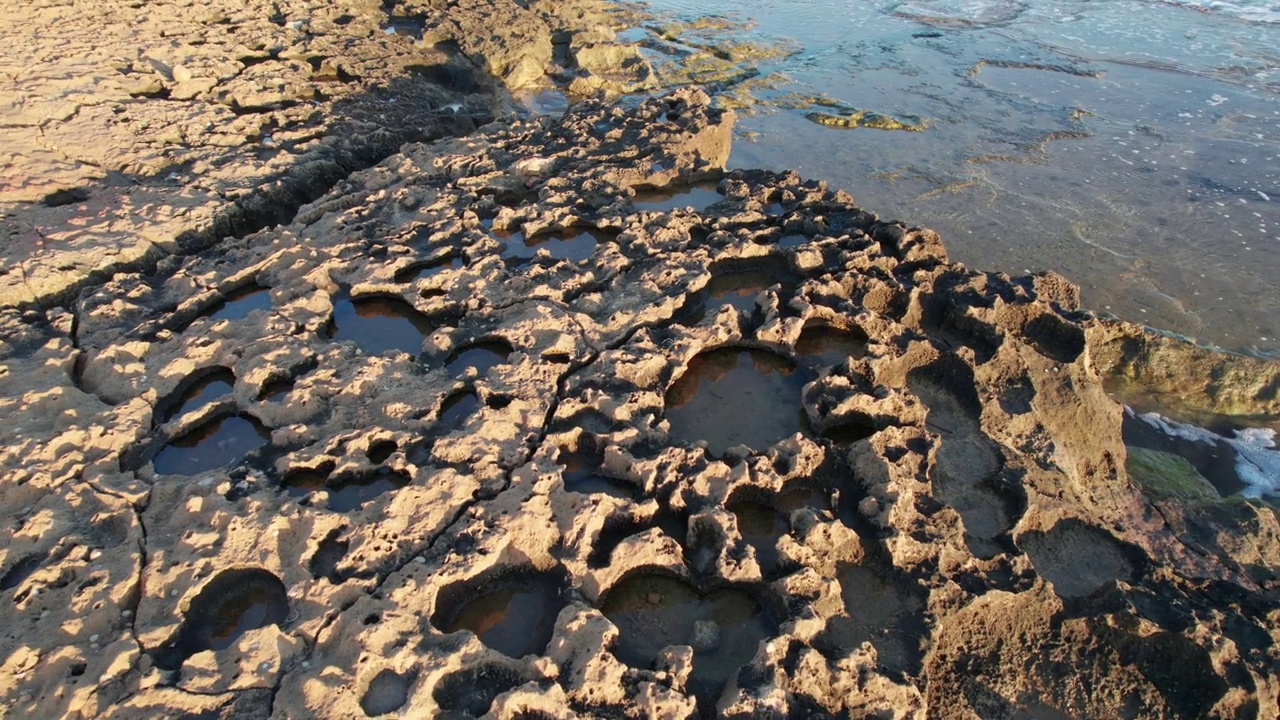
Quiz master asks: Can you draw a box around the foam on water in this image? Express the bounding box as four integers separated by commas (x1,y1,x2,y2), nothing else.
1133,409,1280,498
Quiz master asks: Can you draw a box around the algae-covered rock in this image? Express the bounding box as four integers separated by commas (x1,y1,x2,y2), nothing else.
1125,446,1221,502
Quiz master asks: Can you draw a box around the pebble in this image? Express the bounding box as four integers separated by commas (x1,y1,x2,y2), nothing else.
690,619,721,652
89,634,100,643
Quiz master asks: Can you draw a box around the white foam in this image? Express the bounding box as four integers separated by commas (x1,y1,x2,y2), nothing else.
1150,0,1280,24
1133,409,1280,498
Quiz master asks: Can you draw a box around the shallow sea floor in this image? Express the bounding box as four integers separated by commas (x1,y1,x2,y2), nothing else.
624,0,1280,357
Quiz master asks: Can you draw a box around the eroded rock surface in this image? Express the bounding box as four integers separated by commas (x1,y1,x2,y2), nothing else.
0,0,645,309
1,83,1278,720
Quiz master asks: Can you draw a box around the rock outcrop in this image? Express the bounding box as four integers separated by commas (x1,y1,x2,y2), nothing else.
1,86,1276,719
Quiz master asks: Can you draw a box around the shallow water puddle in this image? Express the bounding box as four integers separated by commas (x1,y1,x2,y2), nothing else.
208,286,271,323
331,294,434,357
705,270,778,314
382,16,424,39
560,451,637,499
436,577,566,658
396,255,463,284
776,234,808,249
153,415,270,475
446,341,512,377
796,325,869,367
600,574,776,707
633,185,722,213
154,568,288,671
665,349,808,456
516,89,571,116
163,369,234,422
496,228,602,263
439,391,480,426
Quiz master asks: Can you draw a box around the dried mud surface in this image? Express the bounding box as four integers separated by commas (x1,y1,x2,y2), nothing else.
2,6,1280,719
2,86,1278,719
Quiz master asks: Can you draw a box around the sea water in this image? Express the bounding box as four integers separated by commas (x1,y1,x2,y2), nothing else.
624,0,1280,356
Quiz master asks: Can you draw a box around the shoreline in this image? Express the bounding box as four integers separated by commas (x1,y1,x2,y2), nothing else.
1,2,1279,718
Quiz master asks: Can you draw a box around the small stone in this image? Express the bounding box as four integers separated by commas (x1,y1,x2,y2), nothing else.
646,592,662,604
121,609,133,618
89,634,100,643
414,556,426,564
690,620,720,652
89,643,100,650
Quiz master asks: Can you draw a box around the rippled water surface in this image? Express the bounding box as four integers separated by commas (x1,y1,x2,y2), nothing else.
627,0,1280,355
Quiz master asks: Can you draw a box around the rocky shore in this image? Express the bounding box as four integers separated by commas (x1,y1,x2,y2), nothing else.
2,2,1278,719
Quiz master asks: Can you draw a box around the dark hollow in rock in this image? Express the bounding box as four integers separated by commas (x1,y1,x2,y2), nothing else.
433,663,524,717
208,285,272,323
1023,313,1086,364
632,184,722,213
665,348,808,457
588,508,686,569
367,440,398,464
42,186,91,207
1,553,45,593
152,414,271,476
309,529,349,583
432,569,568,658
495,228,608,263
678,258,799,323
330,293,435,357
908,357,1017,557
1018,519,1136,598
439,390,480,427
161,368,235,423
560,449,638,499
285,468,411,513
153,568,289,672
726,498,788,573
360,668,414,717
796,324,869,367
600,573,777,709
446,340,513,377
257,376,294,402
816,564,927,675
395,255,464,284
819,420,877,445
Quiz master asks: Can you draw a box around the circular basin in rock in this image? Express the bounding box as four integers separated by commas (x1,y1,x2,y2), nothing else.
153,414,270,476
360,669,414,717
446,341,513,377
600,573,776,706
161,368,235,422
207,285,271,323
331,293,435,357
153,568,289,672
632,185,722,213
664,348,808,456
433,571,568,658
496,228,607,263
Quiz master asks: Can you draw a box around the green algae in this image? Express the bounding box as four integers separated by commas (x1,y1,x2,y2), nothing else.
804,109,929,132
1125,446,1221,502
